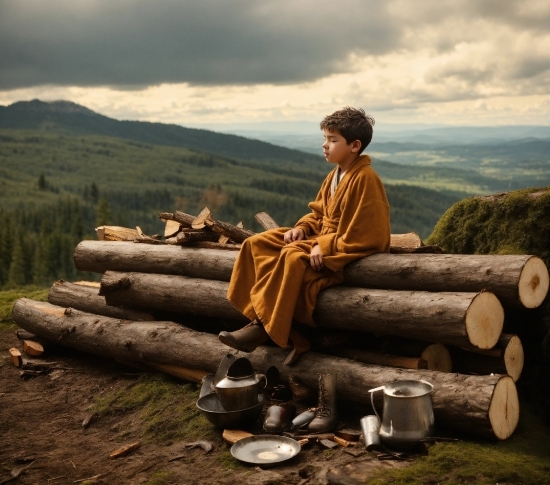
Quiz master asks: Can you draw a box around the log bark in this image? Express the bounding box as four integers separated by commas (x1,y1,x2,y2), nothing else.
99,271,504,349
451,334,524,382
11,298,519,440
329,349,428,370
73,242,548,309
159,211,194,228
48,280,156,321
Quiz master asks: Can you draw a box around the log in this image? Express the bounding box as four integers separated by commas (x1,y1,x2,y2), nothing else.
11,298,519,440
451,334,524,382
345,253,549,309
378,338,452,372
145,362,208,382
330,349,428,370
170,230,220,245
48,280,155,321
73,242,549,309
95,226,139,241
99,271,504,349
204,218,255,243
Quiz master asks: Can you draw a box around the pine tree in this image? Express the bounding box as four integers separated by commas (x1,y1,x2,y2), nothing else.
91,182,99,203
96,198,111,227
8,234,26,286
38,174,47,190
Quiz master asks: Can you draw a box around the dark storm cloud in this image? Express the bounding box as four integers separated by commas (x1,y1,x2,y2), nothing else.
0,0,547,90
0,0,400,89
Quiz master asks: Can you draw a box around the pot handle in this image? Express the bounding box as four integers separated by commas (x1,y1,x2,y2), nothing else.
256,373,267,390
368,386,385,421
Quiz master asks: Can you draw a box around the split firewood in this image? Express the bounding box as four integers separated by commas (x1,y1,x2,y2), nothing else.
164,219,181,238
12,299,520,440
22,340,44,357
159,211,195,227
334,436,356,447
95,226,140,241
9,348,23,367
192,207,213,229
170,230,220,245
255,212,279,231
109,441,141,459
390,232,423,249
204,218,255,243
222,430,253,445
74,242,548,309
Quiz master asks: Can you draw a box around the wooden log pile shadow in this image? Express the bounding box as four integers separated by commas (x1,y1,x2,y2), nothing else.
11,208,550,442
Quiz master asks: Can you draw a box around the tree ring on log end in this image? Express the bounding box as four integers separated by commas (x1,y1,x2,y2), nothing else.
518,257,549,309
420,343,452,372
489,376,519,440
504,335,524,382
465,292,504,349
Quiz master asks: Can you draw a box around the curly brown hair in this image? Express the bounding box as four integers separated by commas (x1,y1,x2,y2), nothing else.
320,107,375,154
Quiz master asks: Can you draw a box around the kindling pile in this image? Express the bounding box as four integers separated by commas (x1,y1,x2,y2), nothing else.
11,208,550,441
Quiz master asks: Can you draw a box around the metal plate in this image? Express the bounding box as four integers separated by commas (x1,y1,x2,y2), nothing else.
231,435,301,465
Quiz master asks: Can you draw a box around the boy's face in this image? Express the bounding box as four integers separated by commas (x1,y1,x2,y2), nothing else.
322,129,360,166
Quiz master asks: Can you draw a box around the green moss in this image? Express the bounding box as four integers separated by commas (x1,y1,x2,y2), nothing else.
143,471,173,485
91,373,220,444
367,410,550,484
0,286,48,331
426,187,550,266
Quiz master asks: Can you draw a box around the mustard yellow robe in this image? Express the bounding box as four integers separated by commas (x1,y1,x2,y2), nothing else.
227,154,390,352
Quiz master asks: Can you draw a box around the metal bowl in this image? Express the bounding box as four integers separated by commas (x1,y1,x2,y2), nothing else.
231,435,301,465
196,393,264,429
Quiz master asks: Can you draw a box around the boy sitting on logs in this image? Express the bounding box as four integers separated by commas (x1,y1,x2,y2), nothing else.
219,107,391,364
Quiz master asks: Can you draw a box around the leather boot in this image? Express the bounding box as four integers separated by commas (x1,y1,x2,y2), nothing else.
263,402,296,433
218,320,268,353
307,374,339,433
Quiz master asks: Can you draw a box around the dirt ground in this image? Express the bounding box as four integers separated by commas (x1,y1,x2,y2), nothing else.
0,328,410,485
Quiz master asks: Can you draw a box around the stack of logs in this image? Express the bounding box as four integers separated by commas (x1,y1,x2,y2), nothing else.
12,208,550,442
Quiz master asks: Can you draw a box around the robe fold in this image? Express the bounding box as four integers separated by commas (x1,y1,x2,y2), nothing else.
227,154,391,352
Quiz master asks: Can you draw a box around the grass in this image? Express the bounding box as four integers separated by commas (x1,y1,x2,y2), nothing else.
367,409,550,485
0,285,49,331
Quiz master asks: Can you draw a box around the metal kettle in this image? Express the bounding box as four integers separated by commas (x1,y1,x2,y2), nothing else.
369,380,435,450
214,357,266,411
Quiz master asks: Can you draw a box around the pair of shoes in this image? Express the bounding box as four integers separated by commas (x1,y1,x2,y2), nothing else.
308,374,339,433
218,320,268,353
263,402,296,433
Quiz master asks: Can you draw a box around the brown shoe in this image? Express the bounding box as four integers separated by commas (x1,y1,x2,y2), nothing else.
218,321,269,353
263,403,296,433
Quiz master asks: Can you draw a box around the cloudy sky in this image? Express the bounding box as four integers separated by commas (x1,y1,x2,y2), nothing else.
0,0,548,129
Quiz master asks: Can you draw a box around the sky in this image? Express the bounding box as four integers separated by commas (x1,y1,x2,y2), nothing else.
0,0,549,130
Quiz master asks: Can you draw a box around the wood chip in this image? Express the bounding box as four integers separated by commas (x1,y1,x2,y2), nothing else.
109,441,141,459
222,429,253,445
319,439,339,449
22,340,44,357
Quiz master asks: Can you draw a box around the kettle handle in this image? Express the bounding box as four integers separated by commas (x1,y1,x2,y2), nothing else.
368,386,385,421
256,373,267,390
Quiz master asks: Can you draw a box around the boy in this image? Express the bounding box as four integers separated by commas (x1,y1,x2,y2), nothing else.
219,107,390,365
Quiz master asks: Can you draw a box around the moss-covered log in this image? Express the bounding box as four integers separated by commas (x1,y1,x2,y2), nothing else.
12,298,519,440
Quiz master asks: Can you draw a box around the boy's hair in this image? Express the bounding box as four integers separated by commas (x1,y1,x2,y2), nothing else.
320,107,375,154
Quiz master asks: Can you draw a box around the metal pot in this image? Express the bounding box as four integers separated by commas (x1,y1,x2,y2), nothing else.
369,380,434,450
214,371,266,411
196,393,264,429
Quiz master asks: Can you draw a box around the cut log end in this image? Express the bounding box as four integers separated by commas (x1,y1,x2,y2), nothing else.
420,343,452,372
503,335,524,382
489,376,519,440
465,292,504,349
518,257,549,309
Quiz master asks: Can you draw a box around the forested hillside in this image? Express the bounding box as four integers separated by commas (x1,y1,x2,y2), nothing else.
1,99,516,289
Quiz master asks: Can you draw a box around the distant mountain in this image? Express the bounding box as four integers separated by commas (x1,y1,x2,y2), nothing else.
0,99,322,167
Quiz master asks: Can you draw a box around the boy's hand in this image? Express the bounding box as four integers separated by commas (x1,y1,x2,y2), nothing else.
310,244,324,271
284,228,305,244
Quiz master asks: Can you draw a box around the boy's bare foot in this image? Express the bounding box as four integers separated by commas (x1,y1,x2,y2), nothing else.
218,321,268,353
